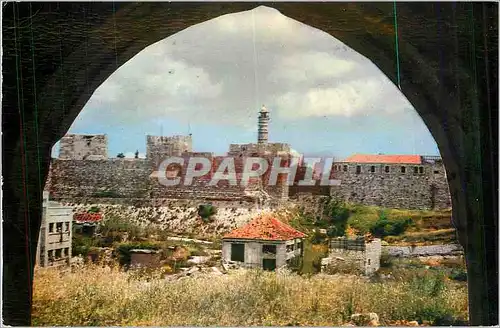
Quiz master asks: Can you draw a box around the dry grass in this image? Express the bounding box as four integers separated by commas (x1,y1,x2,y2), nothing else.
33,264,468,326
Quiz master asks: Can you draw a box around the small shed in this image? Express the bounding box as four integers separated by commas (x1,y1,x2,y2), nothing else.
322,235,382,275
129,249,161,268
222,214,306,271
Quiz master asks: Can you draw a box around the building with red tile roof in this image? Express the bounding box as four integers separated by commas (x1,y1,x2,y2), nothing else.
223,214,306,241
329,153,451,210
222,214,306,271
343,154,422,164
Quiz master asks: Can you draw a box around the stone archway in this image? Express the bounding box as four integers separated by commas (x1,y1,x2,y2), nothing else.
2,2,497,325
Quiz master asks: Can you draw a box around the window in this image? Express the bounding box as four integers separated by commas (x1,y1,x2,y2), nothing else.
263,244,277,254
434,170,439,174
343,165,348,172
401,166,406,173
370,166,375,173
286,244,294,252
64,248,69,256
65,222,70,231
55,249,62,259
385,166,390,173
49,223,54,233
419,167,424,174
56,222,63,232
413,166,419,174
356,166,361,174
367,258,371,265
231,243,245,262
48,250,54,259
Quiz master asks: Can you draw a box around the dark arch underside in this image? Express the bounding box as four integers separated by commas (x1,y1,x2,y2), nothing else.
1,2,497,326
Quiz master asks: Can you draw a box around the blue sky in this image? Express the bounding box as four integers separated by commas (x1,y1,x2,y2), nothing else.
54,6,440,159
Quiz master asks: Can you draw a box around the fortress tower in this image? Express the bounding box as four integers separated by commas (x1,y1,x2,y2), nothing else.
58,134,107,160
146,135,192,168
257,105,269,144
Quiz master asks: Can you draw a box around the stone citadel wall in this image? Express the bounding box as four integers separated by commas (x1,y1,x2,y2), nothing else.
50,134,451,210
45,155,289,202
46,156,451,211
329,160,451,210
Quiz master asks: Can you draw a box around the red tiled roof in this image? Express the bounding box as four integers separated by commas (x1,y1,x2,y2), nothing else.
343,154,422,164
223,214,306,241
74,213,103,223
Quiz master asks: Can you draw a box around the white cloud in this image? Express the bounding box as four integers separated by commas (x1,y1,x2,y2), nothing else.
78,5,414,130
269,52,357,84
274,77,411,119
84,55,223,123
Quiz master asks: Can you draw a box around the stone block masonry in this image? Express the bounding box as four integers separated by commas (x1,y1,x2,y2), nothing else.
59,134,107,160
323,237,382,275
330,159,451,210
50,133,452,211
64,199,266,236
47,158,151,199
146,135,192,168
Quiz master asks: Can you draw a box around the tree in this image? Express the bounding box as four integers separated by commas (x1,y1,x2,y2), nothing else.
117,153,125,158
324,198,350,237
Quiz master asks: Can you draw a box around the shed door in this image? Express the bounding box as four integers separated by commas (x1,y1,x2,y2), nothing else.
231,243,245,262
263,259,276,271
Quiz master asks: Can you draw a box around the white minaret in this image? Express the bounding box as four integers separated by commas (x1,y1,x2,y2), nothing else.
258,105,269,144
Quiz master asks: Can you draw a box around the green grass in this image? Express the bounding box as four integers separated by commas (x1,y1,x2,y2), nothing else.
287,202,455,245
346,205,452,234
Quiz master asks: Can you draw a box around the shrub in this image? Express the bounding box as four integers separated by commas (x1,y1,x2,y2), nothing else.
97,216,143,244
323,199,350,237
449,268,467,282
380,251,393,268
309,230,326,244
198,204,217,222
87,206,100,213
370,211,413,238
72,234,97,258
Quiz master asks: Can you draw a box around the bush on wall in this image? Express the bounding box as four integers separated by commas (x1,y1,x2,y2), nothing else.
198,204,217,222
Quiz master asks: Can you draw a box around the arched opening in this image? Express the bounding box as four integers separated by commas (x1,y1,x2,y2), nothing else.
2,2,496,326
40,5,464,325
